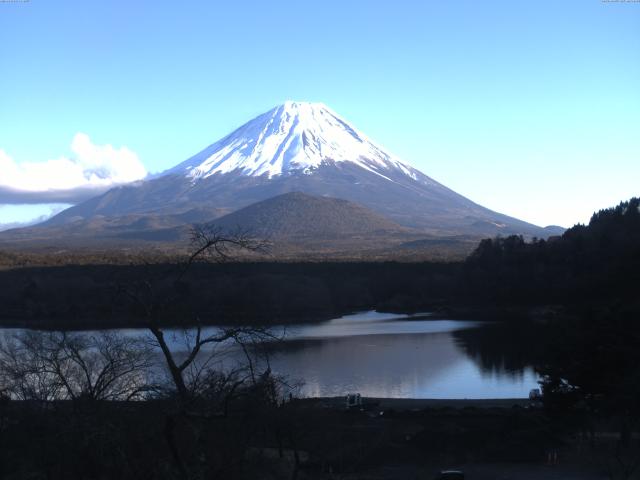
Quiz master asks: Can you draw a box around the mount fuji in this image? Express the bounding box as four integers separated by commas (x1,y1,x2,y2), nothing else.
37,101,556,242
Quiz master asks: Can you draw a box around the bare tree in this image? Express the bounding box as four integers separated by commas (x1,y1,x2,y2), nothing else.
118,224,278,406
0,330,154,402
112,225,286,477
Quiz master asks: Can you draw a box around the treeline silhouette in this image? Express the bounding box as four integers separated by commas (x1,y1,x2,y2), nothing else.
0,261,459,330
463,197,640,306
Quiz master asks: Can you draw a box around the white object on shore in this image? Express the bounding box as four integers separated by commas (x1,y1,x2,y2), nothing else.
345,393,362,409
529,388,542,401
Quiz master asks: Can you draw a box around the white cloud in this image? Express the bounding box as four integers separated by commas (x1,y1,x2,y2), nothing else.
0,133,147,194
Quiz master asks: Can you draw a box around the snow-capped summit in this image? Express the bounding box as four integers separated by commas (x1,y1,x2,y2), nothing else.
168,101,420,181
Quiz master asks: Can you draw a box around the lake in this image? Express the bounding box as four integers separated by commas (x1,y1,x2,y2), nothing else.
259,311,539,399
1,311,540,399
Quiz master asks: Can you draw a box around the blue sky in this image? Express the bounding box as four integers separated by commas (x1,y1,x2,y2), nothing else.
1,0,638,228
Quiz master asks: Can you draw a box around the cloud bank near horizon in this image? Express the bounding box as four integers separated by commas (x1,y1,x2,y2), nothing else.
0,204,71,232
0,133,147,204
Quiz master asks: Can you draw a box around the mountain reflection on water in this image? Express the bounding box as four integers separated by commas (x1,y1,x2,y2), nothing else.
259,311,540,399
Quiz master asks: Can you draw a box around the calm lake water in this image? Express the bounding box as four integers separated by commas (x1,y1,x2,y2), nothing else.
260,311,539,399
3,311,539,399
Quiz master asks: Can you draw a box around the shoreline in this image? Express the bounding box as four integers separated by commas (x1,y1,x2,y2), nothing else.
301,396,531,410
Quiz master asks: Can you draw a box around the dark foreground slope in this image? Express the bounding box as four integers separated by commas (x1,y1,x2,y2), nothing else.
1,396,609,480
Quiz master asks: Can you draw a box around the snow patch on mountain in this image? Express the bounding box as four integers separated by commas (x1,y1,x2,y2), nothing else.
168,101,421,182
